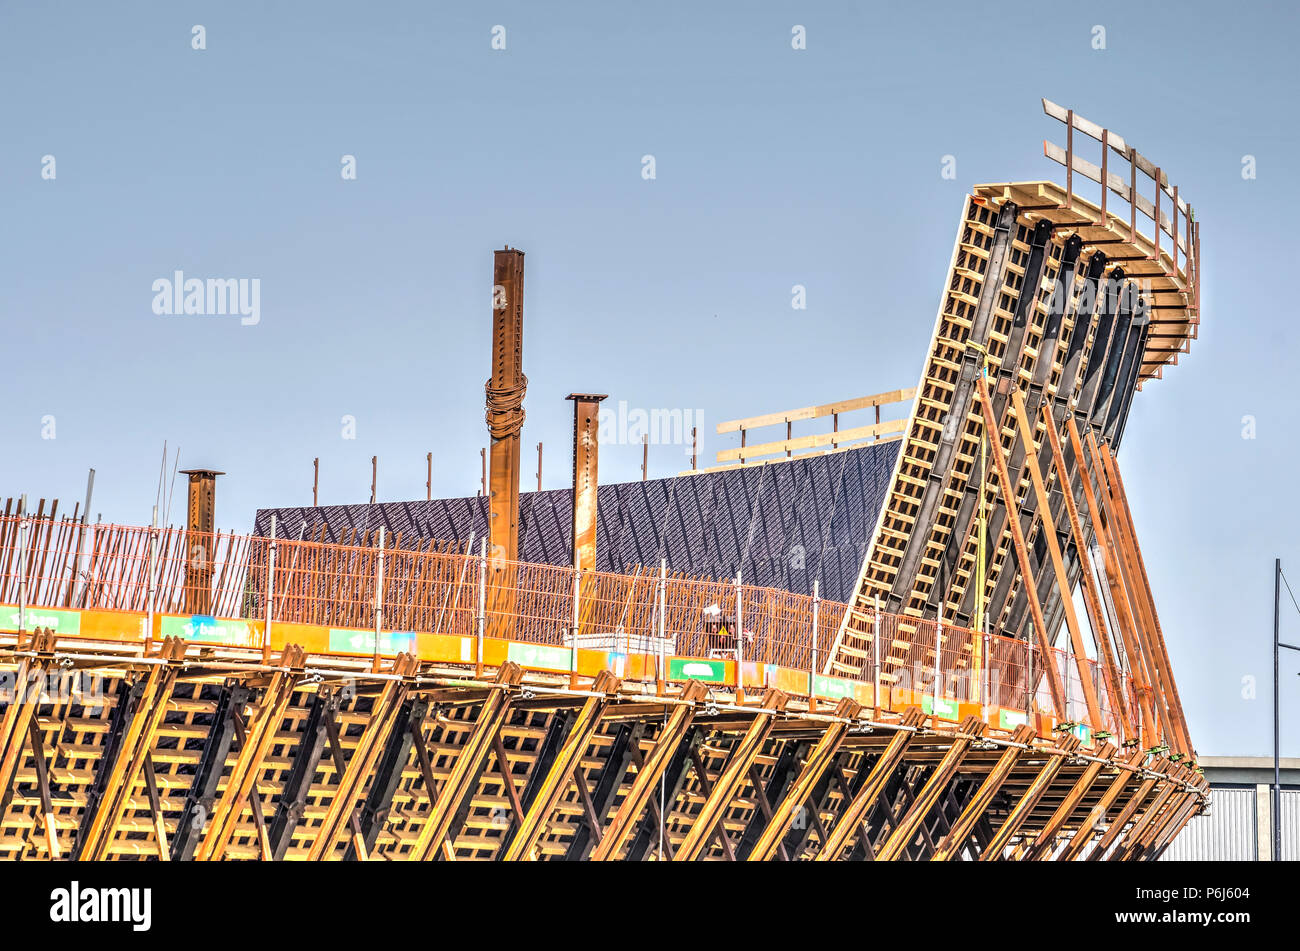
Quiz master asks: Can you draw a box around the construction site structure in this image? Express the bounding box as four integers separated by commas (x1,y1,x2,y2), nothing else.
0,101,1205,860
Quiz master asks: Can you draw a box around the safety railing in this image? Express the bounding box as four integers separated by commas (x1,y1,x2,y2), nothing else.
0,513,1129,737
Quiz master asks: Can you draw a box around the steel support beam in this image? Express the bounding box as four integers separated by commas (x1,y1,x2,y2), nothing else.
266,689,338,860
980,735,1081,859
674,689,788,861
816,708,924,860
486,248,526,638
748,699,860,861
1025,741,1117,859
564,720,643,859
1086,758,1166,861
1057,748,1147,860
875,716,985,860
411,662,523,861
591,681,707,861
502,670,620,860
194,645,305,861
349,694,429,858
932,724,1037,860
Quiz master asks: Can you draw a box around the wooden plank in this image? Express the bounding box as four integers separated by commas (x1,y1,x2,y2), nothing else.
193,646,305,861
1025,742,1117,859
410,663,524,861
718,418,907,463
1009,389,1103,729
975,373,1067,716
1041,408,1130,738
979,735,1082,859
1057,748,1148,860
716,388,916,434
307,654,418,860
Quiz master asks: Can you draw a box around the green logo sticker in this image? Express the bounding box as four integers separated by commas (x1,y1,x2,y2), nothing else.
921,695,960,719
506,642,573,671
0,605,81,635
813,674,854,700
162,615,253,645
999,709,1028,730
668,657,727,682
328,629,417,655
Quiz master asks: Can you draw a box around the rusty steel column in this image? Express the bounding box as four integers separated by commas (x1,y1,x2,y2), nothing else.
566,393,606,572
486,248,527,635
180,468,222,615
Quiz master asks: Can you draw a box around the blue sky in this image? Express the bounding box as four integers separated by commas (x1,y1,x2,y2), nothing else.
2,1,1298,756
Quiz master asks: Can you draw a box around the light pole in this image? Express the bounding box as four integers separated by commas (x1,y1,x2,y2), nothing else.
1273,558,1300,861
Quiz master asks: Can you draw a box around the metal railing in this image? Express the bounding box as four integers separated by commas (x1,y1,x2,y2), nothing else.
0,514,1129,736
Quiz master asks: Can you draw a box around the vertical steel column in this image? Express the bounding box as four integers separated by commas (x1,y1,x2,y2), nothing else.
486,247,527,636
180,468,222,616
566,393,607,573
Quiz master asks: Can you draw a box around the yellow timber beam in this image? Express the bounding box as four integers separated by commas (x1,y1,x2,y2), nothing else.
80,637,187,860
1009,389,1103,729
307,653,419,860
974,373,1067,716
195,644,306,861
816,707,925,860
1025,741,1118,859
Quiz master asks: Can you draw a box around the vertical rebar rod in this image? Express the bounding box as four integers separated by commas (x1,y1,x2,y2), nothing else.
810,579,820,710
734,571,744,704
17,495,28,638
265,515,277,662
373,525,385,672
657,559,667,694
147,505,158,643
476,537,487,675
873,593,882,718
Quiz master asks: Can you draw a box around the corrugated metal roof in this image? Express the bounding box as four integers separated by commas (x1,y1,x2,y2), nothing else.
253,441,899,604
